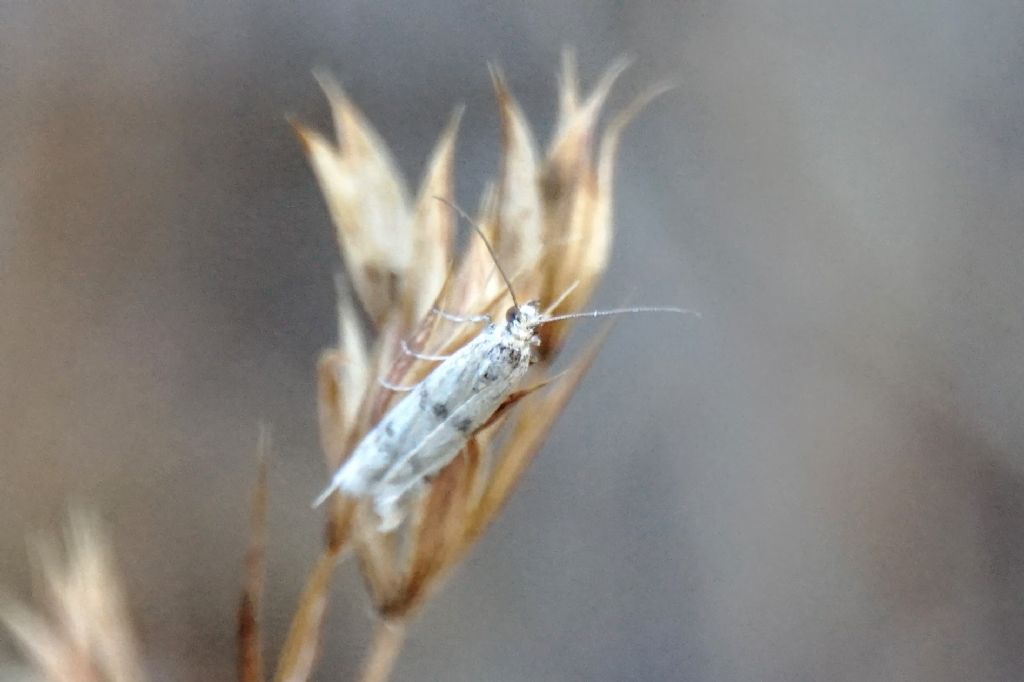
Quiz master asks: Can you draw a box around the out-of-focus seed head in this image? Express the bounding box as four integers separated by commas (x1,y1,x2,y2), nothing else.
2,513,145,682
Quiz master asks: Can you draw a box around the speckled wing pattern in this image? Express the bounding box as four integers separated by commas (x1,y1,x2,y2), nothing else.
322,322,532,529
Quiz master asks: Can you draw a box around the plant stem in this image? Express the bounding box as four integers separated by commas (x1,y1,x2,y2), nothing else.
357,619,406,682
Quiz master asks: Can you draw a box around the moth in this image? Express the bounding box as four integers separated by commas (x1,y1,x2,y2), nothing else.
314,202,695,530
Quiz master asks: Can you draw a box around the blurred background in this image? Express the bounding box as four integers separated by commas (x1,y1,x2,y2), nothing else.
3,1,1024,680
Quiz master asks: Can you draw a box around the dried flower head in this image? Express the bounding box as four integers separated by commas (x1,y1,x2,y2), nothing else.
268,53,665,682
2,513,144,682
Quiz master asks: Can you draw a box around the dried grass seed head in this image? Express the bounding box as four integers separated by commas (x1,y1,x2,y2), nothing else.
295,55,665,620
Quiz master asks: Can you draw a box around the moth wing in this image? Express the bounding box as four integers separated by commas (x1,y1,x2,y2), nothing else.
366,338,533,528
313,329,498,507
377,351,530,490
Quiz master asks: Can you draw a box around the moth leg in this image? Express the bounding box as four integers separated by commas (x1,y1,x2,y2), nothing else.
373,482,423,532
374,496,405,533
377,377,418,392
430,307,492,324
400,339,451,362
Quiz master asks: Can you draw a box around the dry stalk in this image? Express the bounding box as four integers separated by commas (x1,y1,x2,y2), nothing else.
239,426,271,682
356,621,406,682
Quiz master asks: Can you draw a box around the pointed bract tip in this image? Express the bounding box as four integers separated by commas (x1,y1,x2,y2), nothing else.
312,67,345,100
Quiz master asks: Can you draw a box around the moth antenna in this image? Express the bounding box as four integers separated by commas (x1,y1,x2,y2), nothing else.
538,305,701,326
433,195,520,309
544,280,580,316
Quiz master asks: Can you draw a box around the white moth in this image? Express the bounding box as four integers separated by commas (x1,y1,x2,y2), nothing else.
314,202,695,530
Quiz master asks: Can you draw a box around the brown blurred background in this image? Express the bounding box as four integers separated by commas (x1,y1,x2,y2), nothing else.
3,1,1024,680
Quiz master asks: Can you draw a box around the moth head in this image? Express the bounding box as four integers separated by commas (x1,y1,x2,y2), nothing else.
505,300,542,337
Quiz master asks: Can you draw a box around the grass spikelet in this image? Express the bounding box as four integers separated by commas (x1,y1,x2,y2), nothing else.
291,71,414,326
